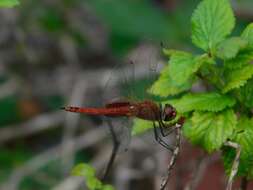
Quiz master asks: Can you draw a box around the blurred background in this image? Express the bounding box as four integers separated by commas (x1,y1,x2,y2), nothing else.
0,0,252,189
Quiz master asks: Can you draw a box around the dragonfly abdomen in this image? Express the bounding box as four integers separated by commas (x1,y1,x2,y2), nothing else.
62,106,132,117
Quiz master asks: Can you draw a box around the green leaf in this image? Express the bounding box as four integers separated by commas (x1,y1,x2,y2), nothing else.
86,177,103,190
167,92,236,113
148,65,193,97
236,78,253,108
0,0,19,7
217,37,248,60
191,0,235,52
241,23,253,47
71,163,96,178
132,118,153,136
183,109,236,153
222,116,253,178
223,24,253,69
168,51,209,85
223,64,253,93
149,51,202,97
71,163,115,190
224,48,253,69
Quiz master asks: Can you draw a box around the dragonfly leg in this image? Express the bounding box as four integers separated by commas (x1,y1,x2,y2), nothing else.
153,122,174,152
159,120,181,137
102,118,120,182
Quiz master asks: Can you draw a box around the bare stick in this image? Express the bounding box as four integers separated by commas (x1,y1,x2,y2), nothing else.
160,123,182,190
61,74,87,174
224,141,241,190
0,111,63,144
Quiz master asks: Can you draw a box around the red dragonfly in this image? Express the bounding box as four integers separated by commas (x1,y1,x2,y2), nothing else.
62,100,184,150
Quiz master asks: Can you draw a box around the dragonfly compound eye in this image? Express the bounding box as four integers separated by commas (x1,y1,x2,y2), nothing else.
163,104,177,121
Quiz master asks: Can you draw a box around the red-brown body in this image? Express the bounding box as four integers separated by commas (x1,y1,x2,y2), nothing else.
63,100,160,121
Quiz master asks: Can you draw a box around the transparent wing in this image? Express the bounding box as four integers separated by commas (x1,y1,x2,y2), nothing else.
126,41,163,101
101,40,165,153
101,61,134,154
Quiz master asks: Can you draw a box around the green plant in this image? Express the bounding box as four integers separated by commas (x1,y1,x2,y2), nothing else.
72,163,115,190
133,0,253,184
0,0,19,7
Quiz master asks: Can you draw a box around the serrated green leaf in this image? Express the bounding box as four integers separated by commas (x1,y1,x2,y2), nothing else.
0,0,19,7
241,23,253,47
217,37,248,60
224,48,253,69
132,118,153,136
222,116,253,178
183,109,236,153
223,64,253,93
148,51,208,97
71,163,96,178
191,0,235,52
166,92,236,113
224,24,253,69
168,51,208,85
236,78,253,108
148,64,193,97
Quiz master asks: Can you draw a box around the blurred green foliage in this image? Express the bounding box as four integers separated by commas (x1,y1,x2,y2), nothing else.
72,163,115,190
0,147,32,183
0,0,19,7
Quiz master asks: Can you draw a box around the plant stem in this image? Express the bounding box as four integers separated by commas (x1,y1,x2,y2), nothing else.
224,141,241,190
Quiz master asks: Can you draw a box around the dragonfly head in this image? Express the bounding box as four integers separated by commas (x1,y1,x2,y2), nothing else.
162,104,177,121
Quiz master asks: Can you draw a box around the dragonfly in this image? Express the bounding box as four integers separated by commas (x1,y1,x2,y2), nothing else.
62,100,185,190
62,100,184,151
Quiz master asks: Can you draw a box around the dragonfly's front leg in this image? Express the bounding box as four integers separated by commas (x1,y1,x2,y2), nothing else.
158,119,180,137
153,122,174,152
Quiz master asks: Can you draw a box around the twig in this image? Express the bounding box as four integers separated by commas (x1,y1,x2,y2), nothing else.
160,123,182,190
61,75,87,174
59,34,83,174
0,127,108,190
224,141,241,190
0,111,63,144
